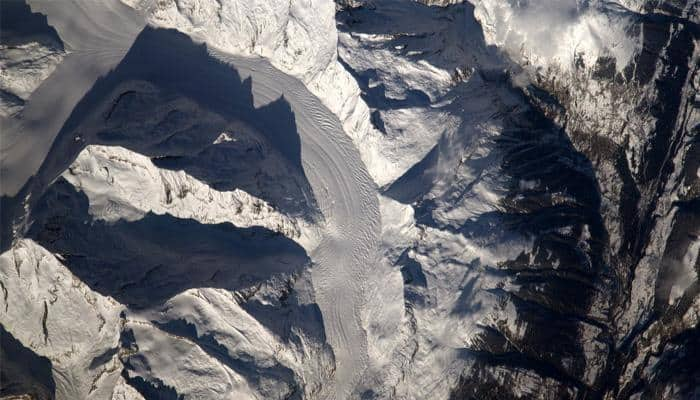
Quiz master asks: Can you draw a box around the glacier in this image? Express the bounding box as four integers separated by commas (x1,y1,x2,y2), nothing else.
1,0,699,399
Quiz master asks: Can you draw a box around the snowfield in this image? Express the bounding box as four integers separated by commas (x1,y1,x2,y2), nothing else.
2,0,380,398
2,0,699,399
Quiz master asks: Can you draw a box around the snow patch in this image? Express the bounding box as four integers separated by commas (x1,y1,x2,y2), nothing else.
473,0,639,73
669,239,700,304
63,145,317,249
0,239,124,399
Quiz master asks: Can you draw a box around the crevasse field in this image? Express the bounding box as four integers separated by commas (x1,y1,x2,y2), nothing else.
1,0,699,399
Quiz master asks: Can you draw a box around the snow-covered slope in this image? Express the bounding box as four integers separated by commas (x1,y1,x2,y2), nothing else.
1,0,698,399
473,0,640,75
1,0,378,398
0,239,124,399
335,0,699,398
123,0,410,187
64,144,314,247
0,0,145,197
0,1,64,118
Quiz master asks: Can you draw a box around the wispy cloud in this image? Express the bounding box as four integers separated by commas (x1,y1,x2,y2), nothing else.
473,0,639,73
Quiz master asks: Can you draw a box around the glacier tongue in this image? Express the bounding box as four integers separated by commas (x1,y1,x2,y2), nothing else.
207,52,382,398
2,0,381,398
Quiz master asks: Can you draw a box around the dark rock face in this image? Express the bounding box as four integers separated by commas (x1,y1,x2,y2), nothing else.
519,2,700,399
446,104,612,398
0,324,56,400
1,0,697,397
340,0,698,398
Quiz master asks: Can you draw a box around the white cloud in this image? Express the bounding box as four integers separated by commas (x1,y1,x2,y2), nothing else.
473,0,639,73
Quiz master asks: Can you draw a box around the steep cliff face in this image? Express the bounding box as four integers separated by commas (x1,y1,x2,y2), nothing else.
336,2,610,397
337,0,699,398
475,1,700,397
467,0,700,398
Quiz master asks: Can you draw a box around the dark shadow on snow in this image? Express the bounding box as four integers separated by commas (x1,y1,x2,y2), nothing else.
152,318,301,398
0,24,330,395
342,1,612,396
2,25,318,252
0,0,64,49
26,178,309,308
0,324,56,400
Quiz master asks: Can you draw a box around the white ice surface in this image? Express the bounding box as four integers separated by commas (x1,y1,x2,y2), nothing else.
5,1,381,397
206,53,382,397
1,0,146,196
124,0,396,187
